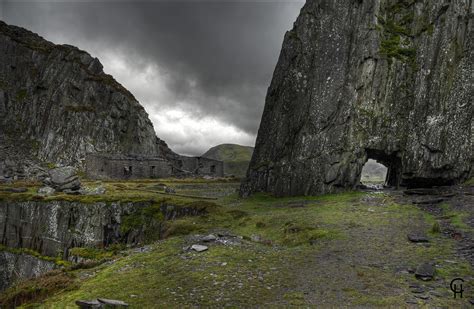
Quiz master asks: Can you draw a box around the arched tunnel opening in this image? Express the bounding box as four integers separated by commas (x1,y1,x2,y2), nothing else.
361,149,402,188
360,159,387,187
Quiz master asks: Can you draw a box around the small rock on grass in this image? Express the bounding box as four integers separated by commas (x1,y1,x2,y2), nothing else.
97,298,129,307
202,234,217,242
38,186,55,195
407,234,429,243
406,299,418,304
415,263,435,281
75,299,101,309
191,244,208,252
250,234,262,242
429,291,443,298
165,186,176,194
410,287,425,294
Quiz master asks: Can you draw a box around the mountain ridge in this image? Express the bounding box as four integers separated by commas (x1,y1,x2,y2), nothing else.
202,143,253,177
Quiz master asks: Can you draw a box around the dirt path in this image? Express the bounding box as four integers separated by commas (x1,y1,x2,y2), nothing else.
287,190,474,307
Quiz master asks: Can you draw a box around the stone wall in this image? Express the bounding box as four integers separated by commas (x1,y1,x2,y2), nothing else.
86,154,172,180
180,156,225,177
85,153,224,180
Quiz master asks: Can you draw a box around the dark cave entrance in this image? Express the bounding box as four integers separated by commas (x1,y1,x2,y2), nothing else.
361,149,402,188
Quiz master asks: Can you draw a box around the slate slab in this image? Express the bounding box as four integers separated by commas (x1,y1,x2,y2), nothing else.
407,234,429,243
191,244,208,252
415,263,435,281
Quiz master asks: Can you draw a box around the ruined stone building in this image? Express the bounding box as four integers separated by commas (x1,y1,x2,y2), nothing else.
85,153,224,180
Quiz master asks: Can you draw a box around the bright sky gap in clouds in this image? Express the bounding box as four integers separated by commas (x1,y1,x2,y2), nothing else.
3,0,304,156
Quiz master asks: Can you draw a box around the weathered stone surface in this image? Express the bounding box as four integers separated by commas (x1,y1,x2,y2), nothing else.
0,21,175,174
38,186,55,196
407,234,429,243
0,251,56,292
202,234,217,242
45,166,81,191
241,0,473,197
191,244,208,252
76,298,129,308
97,298,129,307
415,263,435,280
75,299,102,309
89,185,106,195
0,201,210,258
412,198,446,205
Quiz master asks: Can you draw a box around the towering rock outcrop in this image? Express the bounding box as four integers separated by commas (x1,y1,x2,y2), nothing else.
0,21,175,176
242,0,473,197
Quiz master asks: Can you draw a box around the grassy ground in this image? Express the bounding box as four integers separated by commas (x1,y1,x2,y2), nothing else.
1,179,473,307
0,178,237,204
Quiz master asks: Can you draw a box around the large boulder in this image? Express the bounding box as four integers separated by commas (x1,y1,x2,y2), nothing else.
241,0,473,197
45,166,81,191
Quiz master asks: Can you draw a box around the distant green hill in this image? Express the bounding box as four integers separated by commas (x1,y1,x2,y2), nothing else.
202,144,254,177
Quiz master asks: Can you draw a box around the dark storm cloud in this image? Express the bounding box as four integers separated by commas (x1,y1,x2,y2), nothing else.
3,0,303,153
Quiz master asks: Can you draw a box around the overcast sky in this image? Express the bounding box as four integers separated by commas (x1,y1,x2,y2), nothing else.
1,0,303,155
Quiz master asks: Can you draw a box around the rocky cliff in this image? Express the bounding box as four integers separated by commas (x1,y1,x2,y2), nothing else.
0,199,210,291
0,252,56,292
0,21,176,177
242,0,473,197
0,200,206,257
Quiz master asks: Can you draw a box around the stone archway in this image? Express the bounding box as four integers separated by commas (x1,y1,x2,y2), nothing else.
364,149,401,188
241,0,473,197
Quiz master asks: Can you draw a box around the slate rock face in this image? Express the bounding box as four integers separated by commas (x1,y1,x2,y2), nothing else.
0,251,56,292
241,0,473,197
0,21,175,172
